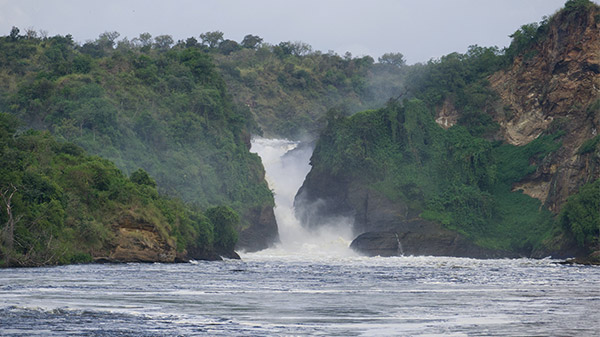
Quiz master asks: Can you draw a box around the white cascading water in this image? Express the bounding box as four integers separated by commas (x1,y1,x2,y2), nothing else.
245,137,356,259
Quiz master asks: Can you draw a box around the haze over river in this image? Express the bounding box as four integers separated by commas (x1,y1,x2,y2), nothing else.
1,138,598,336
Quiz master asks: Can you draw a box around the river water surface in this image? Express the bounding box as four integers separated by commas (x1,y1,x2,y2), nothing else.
1,257,599,336
1,138,599,336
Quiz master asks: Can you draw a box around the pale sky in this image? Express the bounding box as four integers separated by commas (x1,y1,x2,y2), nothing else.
0,0,590,64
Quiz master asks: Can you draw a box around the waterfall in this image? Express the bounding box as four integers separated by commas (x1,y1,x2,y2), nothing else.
246,137,356,258
395,233,404,256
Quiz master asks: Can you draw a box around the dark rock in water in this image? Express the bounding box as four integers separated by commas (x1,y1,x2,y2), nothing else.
350,219,519,259
237,205,280,252
219,250,241,260
297,162,530,259
350,232,402,257
294,172,357,230
559,251,600,266
530,232,584,260
180,248,222,262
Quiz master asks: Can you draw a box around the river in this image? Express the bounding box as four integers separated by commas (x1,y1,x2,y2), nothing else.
1,138,599,336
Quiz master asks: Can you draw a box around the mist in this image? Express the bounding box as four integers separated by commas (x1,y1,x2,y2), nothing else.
247,137,356,258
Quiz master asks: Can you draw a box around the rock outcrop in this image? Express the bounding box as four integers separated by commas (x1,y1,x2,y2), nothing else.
238,205,279,252
350,226,515,258
489,5,600,213
94,213,177,263
93,211,240,263
435,98,459,130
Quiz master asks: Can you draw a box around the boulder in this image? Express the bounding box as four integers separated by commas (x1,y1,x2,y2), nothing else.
350,221,518,259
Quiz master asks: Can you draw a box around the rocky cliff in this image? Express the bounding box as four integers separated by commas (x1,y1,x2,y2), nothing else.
238,205,279,252
296,163,526,258
95,213,177,263
296,2,600,259
489,3,600,213
94,212,235,263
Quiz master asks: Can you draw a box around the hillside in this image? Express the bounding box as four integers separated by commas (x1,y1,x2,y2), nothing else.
0,32,276,251
1,1,597,264
212,41,407,138
0,113,239,267
296,0,599,261
489,0,600,214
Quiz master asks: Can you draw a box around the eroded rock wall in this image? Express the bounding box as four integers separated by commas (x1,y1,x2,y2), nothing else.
489,7,600,212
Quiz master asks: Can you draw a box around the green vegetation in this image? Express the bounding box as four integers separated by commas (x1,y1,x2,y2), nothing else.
210,39,406,138
205,205,239,255
578,135,600,155
311,99,561,252
504,0,598,63
0,113,235,267
403,45,505,137
210,33,507,139
0,29,273,233
1,0,598,264
560,179,600,251
308,0,600,254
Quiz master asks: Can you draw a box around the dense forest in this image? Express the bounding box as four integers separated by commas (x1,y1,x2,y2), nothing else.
212,40,406,138
307,99,563,252
0,27,277,261
0,27,274,208
0,113,239,266
0,22,412,265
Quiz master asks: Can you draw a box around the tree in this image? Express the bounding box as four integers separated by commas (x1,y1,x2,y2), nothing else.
564,0,594,13
205,206,239,253
133,32,153,49
200,31,224,48
185,37,199,48
378,52,406,67
274,41,312,57
97,31,120,50
241,34,263,49
218,39,240,55
0,184,20,258
25,27,37,39
130,168,156,188
291,41,312,56
9,26,20,41
154,35,174,50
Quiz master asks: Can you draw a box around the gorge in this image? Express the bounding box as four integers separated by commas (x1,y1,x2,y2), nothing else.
1,1,599,335
0,0,598,267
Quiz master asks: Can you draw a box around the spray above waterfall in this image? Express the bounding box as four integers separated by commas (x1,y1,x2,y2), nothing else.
246,137,356,258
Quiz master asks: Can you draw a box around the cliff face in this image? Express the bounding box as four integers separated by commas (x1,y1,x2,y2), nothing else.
94,212,233,263
297,181,515,258
296,3,599,259
98,213,177,263
238,205,279,252
489,6,600,213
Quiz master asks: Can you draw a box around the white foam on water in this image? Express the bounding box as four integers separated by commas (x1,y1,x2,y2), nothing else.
246,137,357,260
